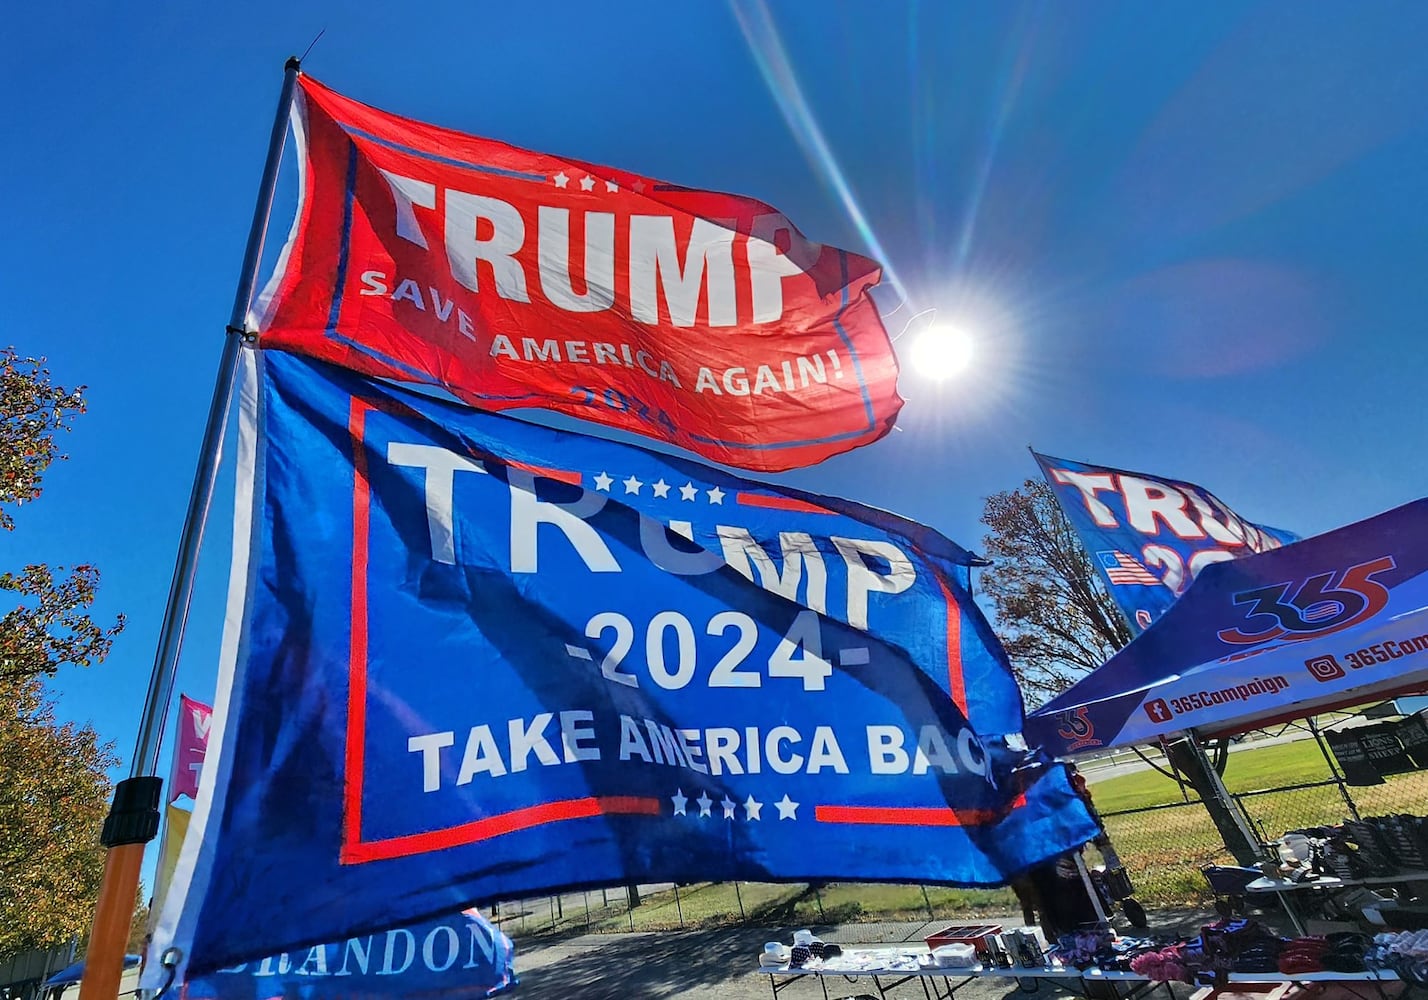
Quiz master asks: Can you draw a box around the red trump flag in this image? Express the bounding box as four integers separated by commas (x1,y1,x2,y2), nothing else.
253,76,901,471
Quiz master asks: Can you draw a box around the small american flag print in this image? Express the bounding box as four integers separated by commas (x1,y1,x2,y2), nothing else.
1097,550,1162,586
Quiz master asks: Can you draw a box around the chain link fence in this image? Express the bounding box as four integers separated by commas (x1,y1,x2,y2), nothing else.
1084,709,1428,907
495,707,1428,941
496,881,1020,940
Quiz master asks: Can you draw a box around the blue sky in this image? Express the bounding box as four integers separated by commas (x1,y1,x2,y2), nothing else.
5,0,1428,850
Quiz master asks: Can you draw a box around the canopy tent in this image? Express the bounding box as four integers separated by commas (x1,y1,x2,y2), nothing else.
1026,499,1428,756
43,956,140,988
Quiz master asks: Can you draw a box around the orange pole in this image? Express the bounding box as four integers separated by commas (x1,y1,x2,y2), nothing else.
79,842,145,1000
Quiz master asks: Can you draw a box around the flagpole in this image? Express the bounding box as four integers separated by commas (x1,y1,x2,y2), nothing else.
79,56,302,1000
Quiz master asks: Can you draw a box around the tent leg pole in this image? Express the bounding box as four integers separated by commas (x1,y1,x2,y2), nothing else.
1184,730,1265,865
1073,850,1111,925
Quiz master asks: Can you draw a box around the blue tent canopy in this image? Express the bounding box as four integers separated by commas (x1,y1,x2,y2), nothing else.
1027,499,1428,755
43,956,141,988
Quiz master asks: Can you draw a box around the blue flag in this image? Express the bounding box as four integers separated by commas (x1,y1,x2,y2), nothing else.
1033,451,1297,634
152,352,1098,977
183,909,516,1000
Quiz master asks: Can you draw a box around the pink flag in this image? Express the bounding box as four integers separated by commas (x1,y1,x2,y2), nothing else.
169,694,213,802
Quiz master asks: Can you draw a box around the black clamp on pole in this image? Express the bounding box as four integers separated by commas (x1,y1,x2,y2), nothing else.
99,776,164,848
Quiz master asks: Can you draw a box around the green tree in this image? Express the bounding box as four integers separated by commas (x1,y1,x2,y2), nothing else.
0,675,118,954
979,478,1259,864
0,348,126,952
0,348,124,680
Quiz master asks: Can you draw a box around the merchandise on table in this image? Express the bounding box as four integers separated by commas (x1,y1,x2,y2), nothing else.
1365,930,1428,985
756,915,1399,988
1266,814,1428,883
1118,920,1379,984
924,922,1004,961
932,943,978,968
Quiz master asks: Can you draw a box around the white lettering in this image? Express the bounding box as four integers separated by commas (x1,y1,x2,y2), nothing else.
378,929,416,976
379,170,436,249
717,528,827,613
868,726,909,774
445,191,529,301
765,726,803,774
508,714,561,772
560,710,601,763
629,216,736,327
833,538,916,630
807,726,849,774
409,732,454,792
508,469,618,573
386,444,487,565
422,926,460,973
1051,469,1120,527
457,725,507,783
538,207,615,312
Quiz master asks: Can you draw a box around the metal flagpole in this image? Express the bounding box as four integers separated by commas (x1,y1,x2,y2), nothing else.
78,56,302,1000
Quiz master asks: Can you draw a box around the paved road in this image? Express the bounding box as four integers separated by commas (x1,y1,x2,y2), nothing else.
510,909,1220,998
1078,730,1321,785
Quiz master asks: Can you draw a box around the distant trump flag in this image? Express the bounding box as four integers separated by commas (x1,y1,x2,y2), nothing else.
168,694,212,802
149,351,1096,979
1034,451,1297,634
253,75,902,472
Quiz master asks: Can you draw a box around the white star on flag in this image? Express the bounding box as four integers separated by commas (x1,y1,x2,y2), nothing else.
707,486,725,505
623,475,643,495
775,794,800,820
593,471,613,491
671,788,688,816
633,180,646,193
696,792,713,818
720,795,737,820
679,482,698,501
743,795,763,821
580,175,596,191
651,479,671,498
605,179,618,192
553,171,569,188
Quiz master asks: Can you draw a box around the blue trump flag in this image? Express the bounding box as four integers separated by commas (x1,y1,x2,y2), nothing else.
181,909,516,1000
1033,451,1297,634
151,352,1098,978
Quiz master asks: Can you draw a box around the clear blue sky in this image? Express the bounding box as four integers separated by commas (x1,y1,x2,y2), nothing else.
5,1,1428,821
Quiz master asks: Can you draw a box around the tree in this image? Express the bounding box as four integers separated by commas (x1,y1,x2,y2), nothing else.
0,348,124,680
0,348,127,952
980,478,1260,864
0,674,118,954
980,478,1132,703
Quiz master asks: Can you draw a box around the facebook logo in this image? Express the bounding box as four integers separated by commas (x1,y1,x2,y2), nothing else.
1143,698,1173,724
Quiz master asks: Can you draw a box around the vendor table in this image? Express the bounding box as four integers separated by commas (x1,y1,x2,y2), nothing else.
756,952,1169,1000
757,955,1402,1000
1244,868,1428,934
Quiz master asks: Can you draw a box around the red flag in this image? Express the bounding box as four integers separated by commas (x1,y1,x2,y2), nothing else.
169,694,213,802
254,76,901,472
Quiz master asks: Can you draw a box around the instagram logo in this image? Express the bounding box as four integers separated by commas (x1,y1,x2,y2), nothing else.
1304,655,1346,682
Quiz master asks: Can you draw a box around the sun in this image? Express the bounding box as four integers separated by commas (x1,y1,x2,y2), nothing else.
906,324,975,380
